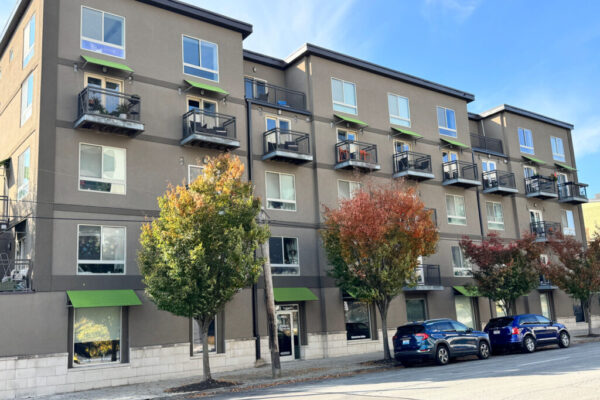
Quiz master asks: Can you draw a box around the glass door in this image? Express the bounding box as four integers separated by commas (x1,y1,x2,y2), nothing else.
557,173,568,197
442,151,458,179
276,305,300,361
454,296,475,329
337,129,357,161
540,292,553,320
85,74,123,115
482,159,497,186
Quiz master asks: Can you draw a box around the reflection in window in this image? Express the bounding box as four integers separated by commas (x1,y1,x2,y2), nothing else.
183,36,219,82
80,144,126,194
81,7,125,58
437,106,456,137
78,225,125,274
452,246,472,277
192,318,216,353
74,307,121,366
266,172,296,211
344,300,371,340
269,237,299,275
331,78,357,115
388,94,410,127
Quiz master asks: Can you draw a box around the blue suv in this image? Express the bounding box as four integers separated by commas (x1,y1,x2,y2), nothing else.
393,319,491,366
484,314,570,353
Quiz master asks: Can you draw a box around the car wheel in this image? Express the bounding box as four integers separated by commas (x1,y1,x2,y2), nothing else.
522,335,536,353
478,341,490,359
435,345,450,365
558,331,570,348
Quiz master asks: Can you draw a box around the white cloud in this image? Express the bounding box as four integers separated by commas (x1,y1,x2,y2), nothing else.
422,0,481,23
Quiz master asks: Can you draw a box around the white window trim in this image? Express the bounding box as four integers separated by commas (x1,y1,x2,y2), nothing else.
446,194,466,225
524,166,537,178
518,127,535,154
437,106,457,137
337,179,362,200
76,224,127,275
336,127,357,143
388,93,411,127
188,165,204,184
17,147,30,200
393,139,410,154
73,307,123,367
563,209,576,236
452,246,472,276
245,76,268,97
22,13,35,67
331,77,357,115
265,115,292,130
551,136,566,162
20,73,33,126
78,143,127,195
269,236,300,276
265,171,296,212
80,6,126,59
486,201,505,231
181,34,219,83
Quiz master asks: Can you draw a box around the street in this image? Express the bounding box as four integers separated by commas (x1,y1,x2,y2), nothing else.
213,341,600,400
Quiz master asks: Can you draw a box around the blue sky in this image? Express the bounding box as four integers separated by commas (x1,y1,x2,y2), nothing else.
2,0,599,196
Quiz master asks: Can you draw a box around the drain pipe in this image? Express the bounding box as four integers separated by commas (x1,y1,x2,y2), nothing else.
472,150,485,238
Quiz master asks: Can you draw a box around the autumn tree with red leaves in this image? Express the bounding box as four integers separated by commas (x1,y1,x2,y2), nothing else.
460,233,543,316
321,182,438,360
544,234,600,336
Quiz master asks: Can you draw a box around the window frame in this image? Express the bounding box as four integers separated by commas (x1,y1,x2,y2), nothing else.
22,13,35,67
551,136,566,162
269,236,300,276
436,106,457,137
76,224,127,275
187,165,204,184
524,166,537,178
452,245,472,277
181,34,219,83
518,127,534,154
387,93,411,127
562,209,576,236
20,72,33,125
331,77,357,115
486,201,505,231
78,143,127,195
265,171,296,212
343,299,372,341
72,306,123,367
446,194,466,225
337,179,362,200
17,147,30,200
80,6,126,59
393,139,410,154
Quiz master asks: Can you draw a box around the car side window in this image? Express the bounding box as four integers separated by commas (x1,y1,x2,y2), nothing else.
438,322,456,332
451,321,468,332
520,316,537,325
536,315,551,324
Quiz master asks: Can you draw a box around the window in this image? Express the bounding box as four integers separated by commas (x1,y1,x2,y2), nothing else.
481,159,496,173
524,166,536,179
551,137,565,162
79,144,126,194
486,201,504,230
540,293,552,320
436,106,456,137
331,78,357,115
388,93,410,127
452,246,472,277
406,298,427,322
344,299,371,340
446,194,466,225
266,172,296,211
455,296,475,329
269,237,299,275
562,209,576,236
81,7,125,58
17,148,30,200
192,318,216,353
22,13,35,67
73,307,121,366
518,128,534,154
394,140,410,154
337,128,356,142
188,165,203,184
77,225,126,274
244,77,267,99
338,180,362,200
84,74,124,114
182,35,219,82
20,72,33,125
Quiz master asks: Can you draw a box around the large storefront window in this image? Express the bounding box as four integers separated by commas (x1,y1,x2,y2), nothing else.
192,318,216,353
73,307,121,366
406,298,427,322
454,295,475,329
344,300,371,340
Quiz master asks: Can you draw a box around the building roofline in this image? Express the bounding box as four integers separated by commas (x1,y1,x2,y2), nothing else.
478,104,574,130
135,0,252,38
0,0,30,58
284,43,475,103
468,112,482,121
243,49,286,69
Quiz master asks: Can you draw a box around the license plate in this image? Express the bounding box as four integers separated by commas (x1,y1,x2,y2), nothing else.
402,339,410,345
493,330,500,335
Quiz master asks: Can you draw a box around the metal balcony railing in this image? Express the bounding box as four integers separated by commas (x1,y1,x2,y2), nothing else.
263,128,311,156
558,182,588,202
0,254,32,292
470,134,504,154
335,140,378,165
442,160,478,182
530,221,561,240
525,176,557,196
244,78,307,110
539,275,554,288
182,108,236,141
416,264,441,287
77,86,141,122
393,151,432,175
482,170,517,190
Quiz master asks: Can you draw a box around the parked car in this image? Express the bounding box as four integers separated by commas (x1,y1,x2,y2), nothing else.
484,314,570,353
392,319,491,366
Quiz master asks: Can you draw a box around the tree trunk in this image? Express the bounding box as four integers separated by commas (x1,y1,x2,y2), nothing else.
376,300,392,360
584,298,592,336
260,236,281,378
199,318,212,381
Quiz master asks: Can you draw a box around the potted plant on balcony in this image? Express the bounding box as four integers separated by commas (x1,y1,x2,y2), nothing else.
88,97,105,115
115,103,132,119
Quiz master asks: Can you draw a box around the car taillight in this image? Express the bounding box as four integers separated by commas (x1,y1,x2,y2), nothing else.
512,327,520,335
415,333,429,340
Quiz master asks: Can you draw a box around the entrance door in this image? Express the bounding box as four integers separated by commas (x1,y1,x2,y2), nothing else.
482,159,497,186
276,305,300,361
85,74,123,114
530,209,543,234
442,151,458,180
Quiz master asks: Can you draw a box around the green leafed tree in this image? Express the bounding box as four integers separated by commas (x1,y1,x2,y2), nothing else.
138,154,269,381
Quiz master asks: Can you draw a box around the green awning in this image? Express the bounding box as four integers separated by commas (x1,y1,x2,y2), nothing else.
453,286,480,297
522,155,546,165
81,55,133,73
391,126,423,139
185,80,229,96
67,290,142,308
555,162,576,172
440,137,469,149
273,287,318,302
334,114,368,127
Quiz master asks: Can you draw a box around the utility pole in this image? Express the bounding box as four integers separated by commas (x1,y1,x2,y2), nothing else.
258,208,281,378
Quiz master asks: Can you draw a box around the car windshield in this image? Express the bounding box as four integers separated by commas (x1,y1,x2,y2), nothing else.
485,317,514,329
396,324,425,334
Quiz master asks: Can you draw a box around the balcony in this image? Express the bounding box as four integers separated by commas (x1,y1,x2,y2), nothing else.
244,78,307,112
334,140,380,171
262,128,312,164
393,151,434,181
558,182,589,204
539,275,557,290
531,221,561,242
470,134,504,156
181,109,239,149
0,256,32,293
74,86,144,136
525,176,558,199
442,161,481,187
482,170,518,195
404,265,443,291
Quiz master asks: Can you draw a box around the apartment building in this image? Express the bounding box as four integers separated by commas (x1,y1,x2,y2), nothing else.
0,0,594,398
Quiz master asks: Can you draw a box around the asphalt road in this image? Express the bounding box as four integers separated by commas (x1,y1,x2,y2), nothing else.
214,341,600,400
